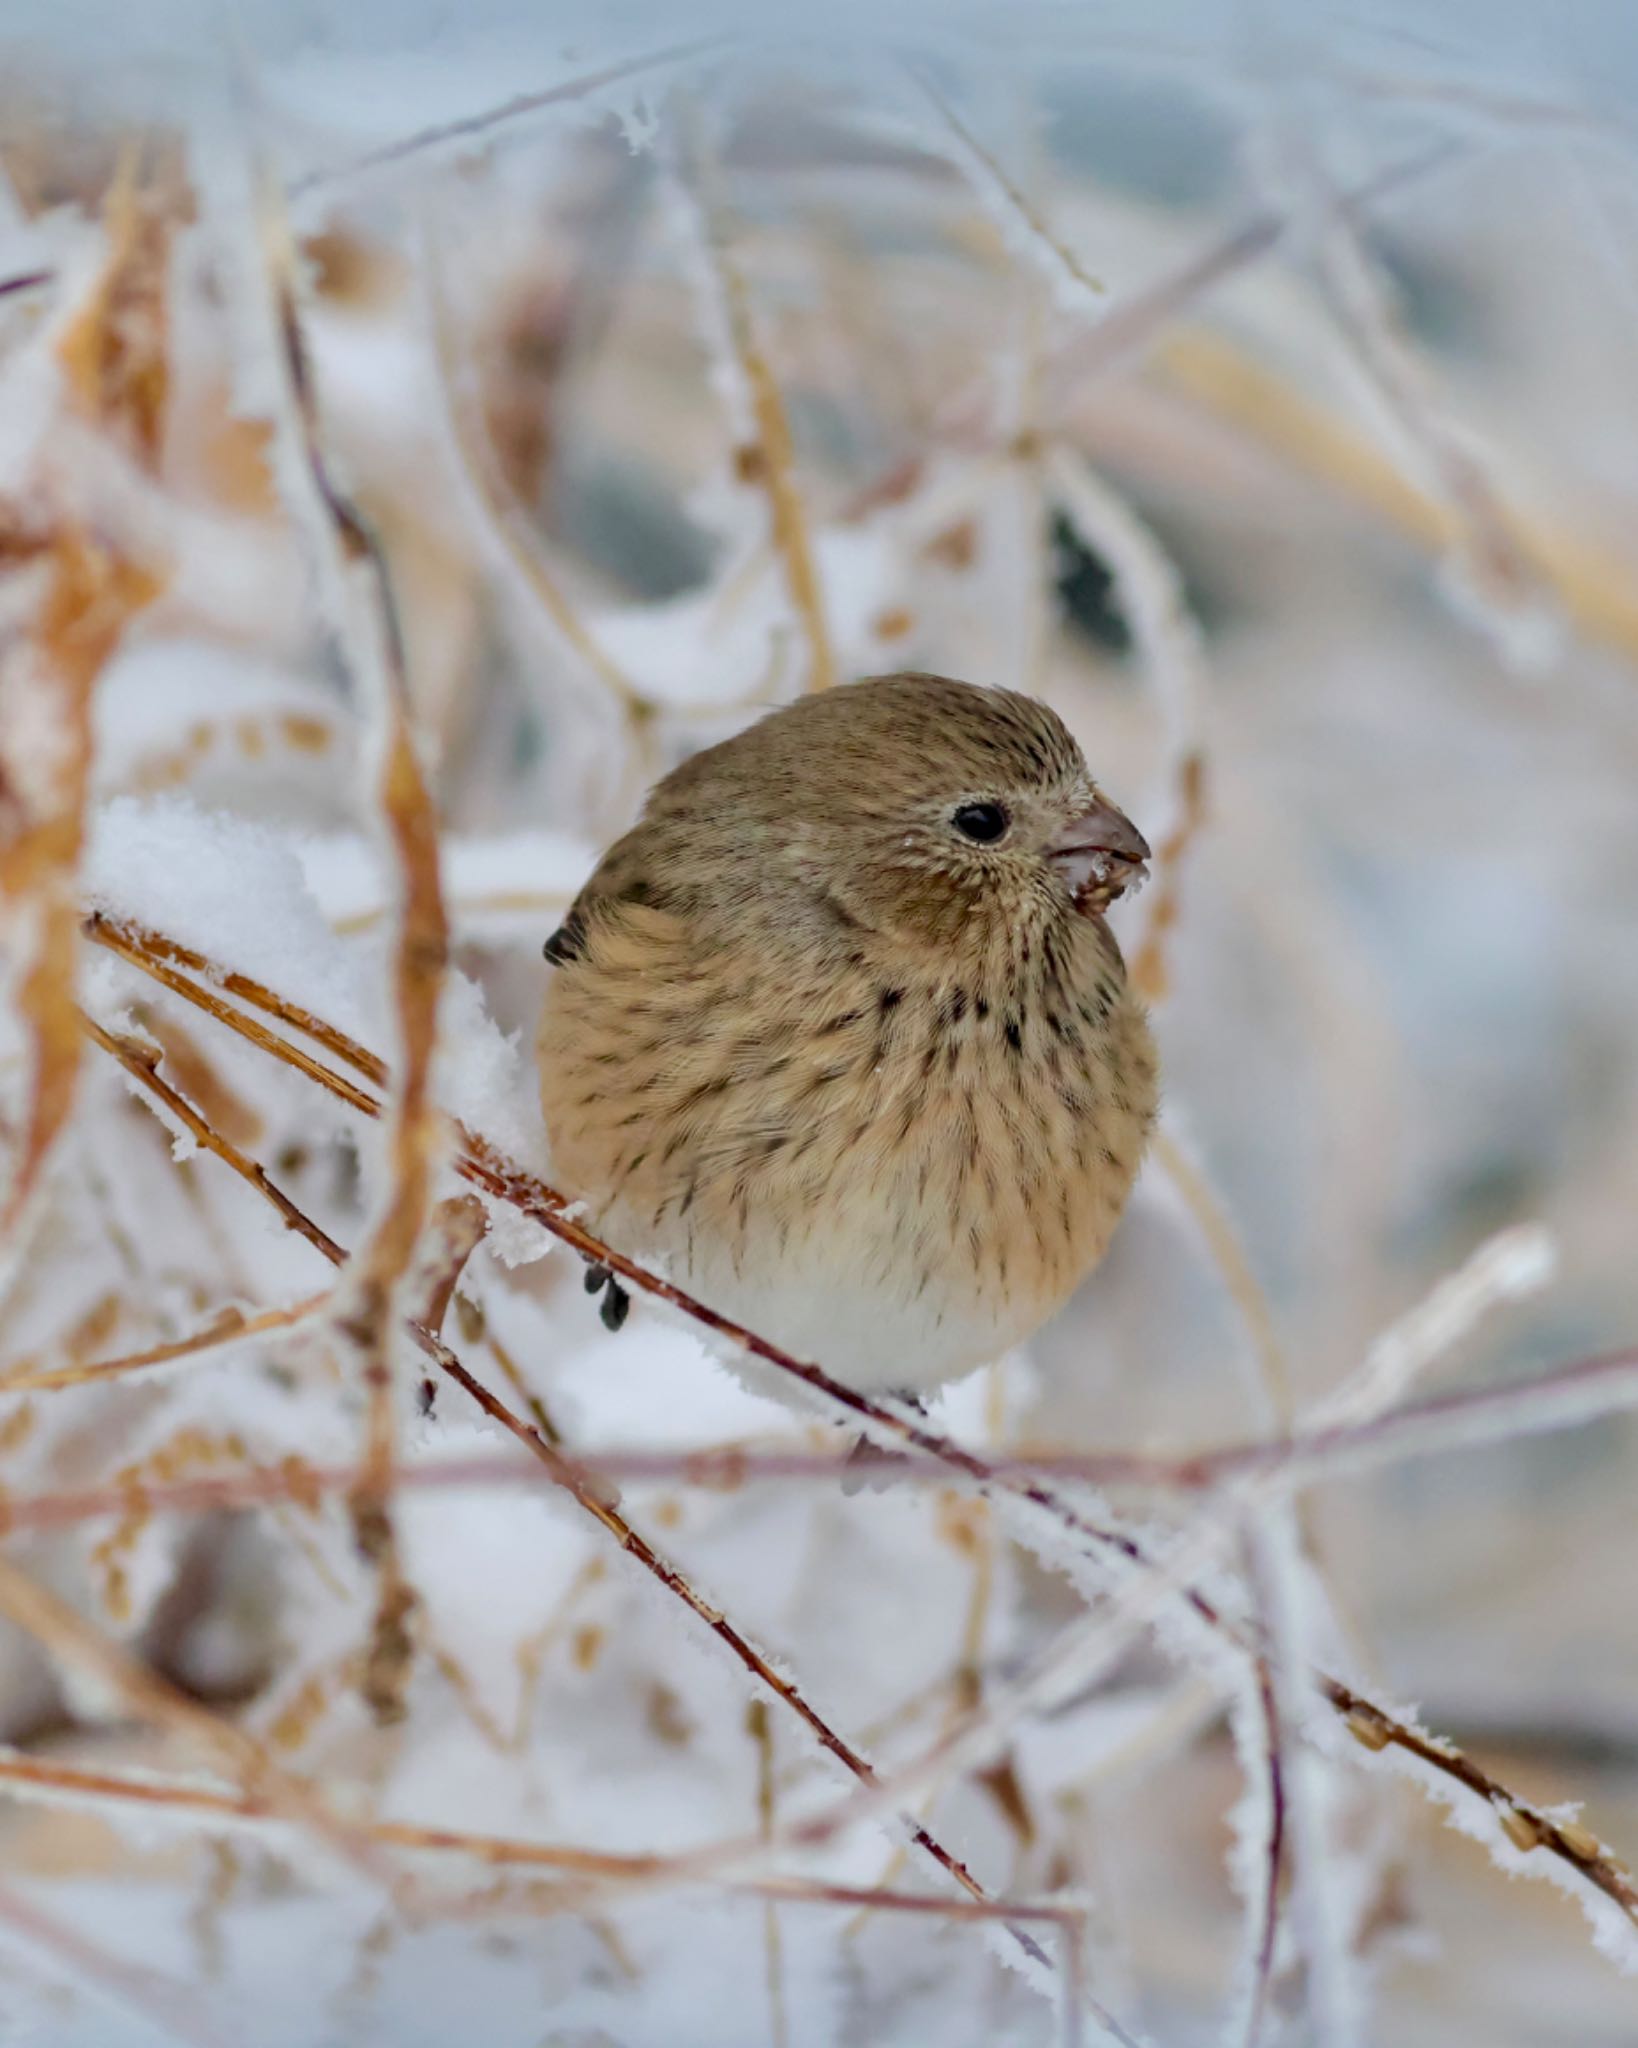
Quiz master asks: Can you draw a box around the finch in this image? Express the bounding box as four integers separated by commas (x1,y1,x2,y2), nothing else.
537,672,1158,1398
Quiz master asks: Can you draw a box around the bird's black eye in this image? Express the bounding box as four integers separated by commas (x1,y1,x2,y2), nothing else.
951,801,1009,844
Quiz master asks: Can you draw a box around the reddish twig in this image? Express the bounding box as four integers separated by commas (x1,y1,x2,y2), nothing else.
85,913,382,1113
84,1012,345,1265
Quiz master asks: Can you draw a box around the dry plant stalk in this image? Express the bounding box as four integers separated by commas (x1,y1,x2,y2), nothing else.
1281,132,1548,654
1042,448,1208,1006
0,156,170,1250
84,1011,346,1265
263,200,451,1725
748,1696,791,2048
0,1289,330,1393
1245,1512,1362,2044
0,1741,1098,1975
1126,748,1205,1002
674,109,838,692
1151,1122,1292,1429
1152,329,1638,663
0,535,156,1251
911,65,1104,302
56,148,181,469
1034,140,1459,416
419,225,657,745
16,1321,1635,1527
1239,1646,1288,2048
0,1544,409,1904
915,76,1638,678
416,1318,1057,1969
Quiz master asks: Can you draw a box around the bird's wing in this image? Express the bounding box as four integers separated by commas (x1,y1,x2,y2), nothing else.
542,906,589,966
542,828,648,968
542,831,703,972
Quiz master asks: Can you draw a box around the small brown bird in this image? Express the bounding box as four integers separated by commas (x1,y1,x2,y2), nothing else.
538,672,1158,1399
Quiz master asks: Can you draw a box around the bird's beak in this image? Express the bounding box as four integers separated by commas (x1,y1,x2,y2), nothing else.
1048,796,1152,914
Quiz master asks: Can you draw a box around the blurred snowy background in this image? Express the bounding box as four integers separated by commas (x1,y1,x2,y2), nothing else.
0,3,1636,2043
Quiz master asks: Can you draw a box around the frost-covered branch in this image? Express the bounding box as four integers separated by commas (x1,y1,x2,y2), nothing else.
416,214,657,758
1044,452,1208,1006
1273,129,1555,668
289,39,730,195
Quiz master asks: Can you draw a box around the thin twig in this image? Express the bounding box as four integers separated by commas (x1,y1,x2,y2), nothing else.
84,913,388,1087
84,1012,346,1266
429,1182,1638,1947
85,913,382,1116
262,194,450,1727
0,1749,1091,1934
925,99,1638,675
909,64,1104,301
1247,1513,1363,2046
290,38,732,194
1037,140,1462,415
1307,1222,1556,1431
14,1306,1635,1505
1044,450,1208,1010
0,1554,393,1888
419,1321,1055,1971
0,1290,329,1393
749,1698,791,2048
1237,1645,1287,2048
1151,1125,1292,1429
1273,127,1551,665
672,106,837,691
1150,330,1638,665
0,521,155,1253
417,216,655,731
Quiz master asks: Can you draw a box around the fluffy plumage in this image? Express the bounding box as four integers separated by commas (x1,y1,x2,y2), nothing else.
538,672,1158,1395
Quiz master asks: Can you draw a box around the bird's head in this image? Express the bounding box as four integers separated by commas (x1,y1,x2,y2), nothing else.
658,672,1149,963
